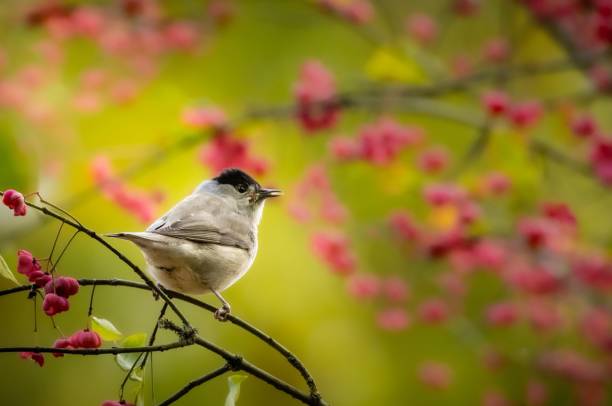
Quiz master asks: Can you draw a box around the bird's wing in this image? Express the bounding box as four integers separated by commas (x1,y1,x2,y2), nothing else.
146,194,253,250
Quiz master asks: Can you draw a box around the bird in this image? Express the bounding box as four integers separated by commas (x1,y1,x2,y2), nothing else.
106,168,281,320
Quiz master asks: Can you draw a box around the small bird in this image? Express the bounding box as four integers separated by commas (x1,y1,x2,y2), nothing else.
107,168,281,320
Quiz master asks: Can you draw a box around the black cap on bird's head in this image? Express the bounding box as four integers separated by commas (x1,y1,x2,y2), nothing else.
213,168,282,201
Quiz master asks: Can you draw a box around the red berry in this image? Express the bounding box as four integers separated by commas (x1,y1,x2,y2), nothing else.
52,338,72,358
44,276,80,298
43,293,70,316
70,329,102,348
2,189,27,216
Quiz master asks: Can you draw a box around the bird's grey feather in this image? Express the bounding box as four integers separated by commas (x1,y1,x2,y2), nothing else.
146,193,253,251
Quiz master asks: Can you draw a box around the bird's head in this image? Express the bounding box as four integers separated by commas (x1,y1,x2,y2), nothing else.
205,168,282,210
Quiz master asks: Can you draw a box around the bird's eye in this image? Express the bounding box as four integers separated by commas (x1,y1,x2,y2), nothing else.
236,183,248,193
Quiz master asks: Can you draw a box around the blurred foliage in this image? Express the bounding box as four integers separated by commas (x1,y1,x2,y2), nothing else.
1,1,612,406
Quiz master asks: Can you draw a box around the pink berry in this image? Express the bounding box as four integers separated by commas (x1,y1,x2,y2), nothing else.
20,351,44,367
43,293,70,316
2,189,27,216
482,90,509,116
52,338,72,357
17,249,41,276
571,114,598,138
70,329,102,348
44,276,80,298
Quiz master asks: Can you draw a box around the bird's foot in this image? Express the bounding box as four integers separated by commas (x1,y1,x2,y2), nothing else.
214,304,231,322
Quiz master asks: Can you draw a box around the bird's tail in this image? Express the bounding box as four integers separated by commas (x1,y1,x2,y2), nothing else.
105,232,169,247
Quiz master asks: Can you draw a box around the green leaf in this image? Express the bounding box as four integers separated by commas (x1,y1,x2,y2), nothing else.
91,316,123,341
365,48,426,83
115,333,147,377
0,254,19,285
224,374,248,406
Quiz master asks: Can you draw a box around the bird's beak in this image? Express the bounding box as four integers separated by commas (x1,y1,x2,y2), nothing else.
258,188,282,201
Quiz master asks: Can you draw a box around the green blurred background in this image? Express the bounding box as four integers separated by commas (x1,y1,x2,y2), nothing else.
2,1,612,405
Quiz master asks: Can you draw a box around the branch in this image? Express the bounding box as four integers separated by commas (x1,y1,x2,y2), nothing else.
0,341,192,355
0,191,191,329
0,278,322,402
157,363,233,406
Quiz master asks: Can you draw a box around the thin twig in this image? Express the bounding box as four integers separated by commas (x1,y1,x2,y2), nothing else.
157,364,233,406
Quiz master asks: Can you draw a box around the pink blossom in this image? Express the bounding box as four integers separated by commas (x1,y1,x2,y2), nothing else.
389,211,420,242
472,240,507,269
382,276,409,303
341,1,374,24
590,137,612,185
507,265,561,295
90,155,162,223
357,118,424,165
508,100,543,129
163,22,198,50
2,189,27,216
482,90,509,116
406,13,438,45
571,114,598,138
483,37,510,63
182,106,227,130
453,0,480,16
424,183,464,206
482,172,511,196
538,350,605,383
199,133,268,177
486,301,518,327
581,308,612,350
482,390,510,406
346,273,380,299
20,352,44,367
418,298,449,324
418,361,452,389
418,147,449,173
526,300,561,331
518,217,552,249
572,256,612,290
541,202,577,227
329,136,359,161
294,60,339,132
376,308,409,331
525,380,548,406
311,232,357,275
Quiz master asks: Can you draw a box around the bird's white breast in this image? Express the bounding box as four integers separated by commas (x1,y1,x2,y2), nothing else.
136,235,257,295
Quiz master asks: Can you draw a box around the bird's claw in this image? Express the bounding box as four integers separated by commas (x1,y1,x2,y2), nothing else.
214,304,231,322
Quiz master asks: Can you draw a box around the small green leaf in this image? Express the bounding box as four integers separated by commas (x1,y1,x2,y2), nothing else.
91,316,123,341
0,254,19,285
115,333,147,374
365,47,426,83
224,374,248,406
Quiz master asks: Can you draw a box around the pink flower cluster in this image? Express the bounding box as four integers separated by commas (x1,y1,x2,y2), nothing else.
199,133,269,177
481,90,543,129
315,0,374,25
310,232,356,276
182,106,228,131
53,329,102,357
17,250,80,316
22,329,102,367
287,165,348,224
90,155,162,223
2,189,27,216
294,60,340,132
329,117,425,165
17,250,51,288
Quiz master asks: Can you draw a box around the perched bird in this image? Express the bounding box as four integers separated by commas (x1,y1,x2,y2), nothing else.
107,168,281,320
